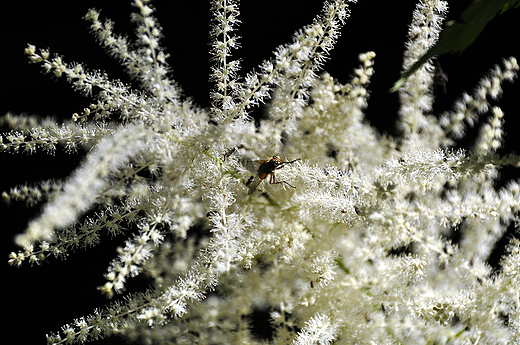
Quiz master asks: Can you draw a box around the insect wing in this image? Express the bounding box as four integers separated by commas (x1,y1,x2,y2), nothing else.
247,175,263,195
243,158,266,195
242,158,264,173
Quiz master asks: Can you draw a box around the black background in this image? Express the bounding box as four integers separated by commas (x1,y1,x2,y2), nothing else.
1,1,519,344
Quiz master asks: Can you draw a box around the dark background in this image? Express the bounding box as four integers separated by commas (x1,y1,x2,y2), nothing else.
1,1,519,344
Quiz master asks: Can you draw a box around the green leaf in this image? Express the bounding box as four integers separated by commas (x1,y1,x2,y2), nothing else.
391,0,520,93
501,0,520,13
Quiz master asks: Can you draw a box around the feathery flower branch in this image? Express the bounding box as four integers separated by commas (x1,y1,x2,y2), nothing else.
3,0,520,344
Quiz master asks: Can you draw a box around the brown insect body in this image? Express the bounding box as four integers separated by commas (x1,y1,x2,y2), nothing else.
434,59,448,94
247,156,300,195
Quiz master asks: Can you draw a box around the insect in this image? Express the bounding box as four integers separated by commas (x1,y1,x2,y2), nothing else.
246,156,300,195
434,59,448,94
222,145,244,161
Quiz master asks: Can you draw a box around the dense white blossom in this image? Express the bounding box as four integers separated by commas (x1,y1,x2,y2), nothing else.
3,0,520,344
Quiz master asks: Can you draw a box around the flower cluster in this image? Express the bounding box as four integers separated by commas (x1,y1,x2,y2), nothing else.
3,0,520,344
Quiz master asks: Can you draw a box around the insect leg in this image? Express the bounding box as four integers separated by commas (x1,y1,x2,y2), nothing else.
269,173,295,189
